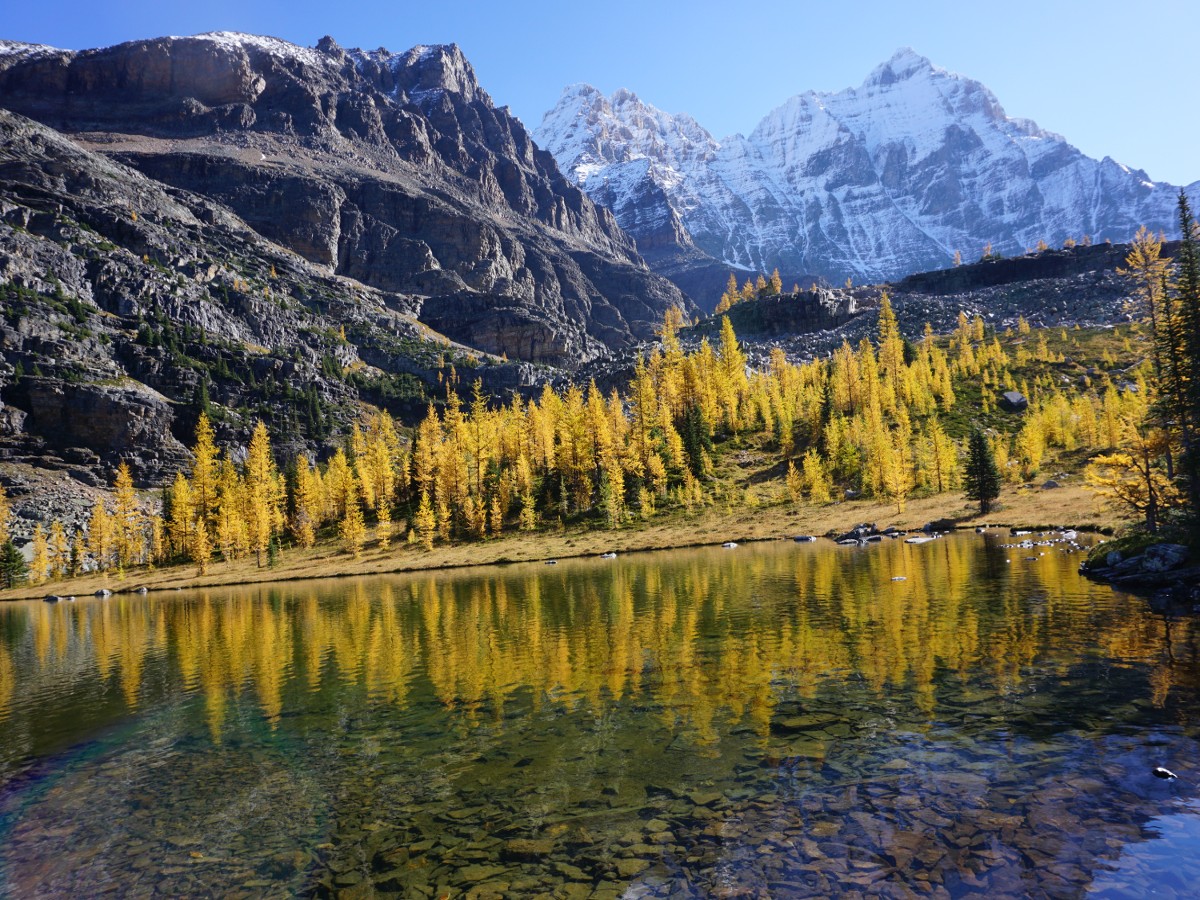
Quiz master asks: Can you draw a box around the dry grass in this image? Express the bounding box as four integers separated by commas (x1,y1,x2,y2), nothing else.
0,481,1124,602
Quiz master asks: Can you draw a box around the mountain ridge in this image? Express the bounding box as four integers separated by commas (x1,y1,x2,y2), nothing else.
0,32,694,363
535,49,1199,308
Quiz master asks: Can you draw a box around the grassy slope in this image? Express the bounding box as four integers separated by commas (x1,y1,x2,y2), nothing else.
0,481,1120,601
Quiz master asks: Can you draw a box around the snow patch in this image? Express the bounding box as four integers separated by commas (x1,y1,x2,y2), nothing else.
186,32,327,67
0,39,62,61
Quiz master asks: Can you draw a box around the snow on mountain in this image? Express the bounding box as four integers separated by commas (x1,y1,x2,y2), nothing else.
535,48,1197,291
185,31,328,66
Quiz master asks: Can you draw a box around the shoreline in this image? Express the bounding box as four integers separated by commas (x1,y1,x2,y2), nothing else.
2,483,1120,602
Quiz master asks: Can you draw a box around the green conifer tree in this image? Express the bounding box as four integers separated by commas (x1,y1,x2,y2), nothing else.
964,428,1002,515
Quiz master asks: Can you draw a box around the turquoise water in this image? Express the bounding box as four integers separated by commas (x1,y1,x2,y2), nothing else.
1,534,1198,898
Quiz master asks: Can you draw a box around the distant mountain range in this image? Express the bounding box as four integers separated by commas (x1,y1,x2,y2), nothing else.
535,49,1199,309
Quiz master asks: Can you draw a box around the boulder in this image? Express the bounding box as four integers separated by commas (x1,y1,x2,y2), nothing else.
835,522,878,542
999,391,1028,412
1142,543,1190,574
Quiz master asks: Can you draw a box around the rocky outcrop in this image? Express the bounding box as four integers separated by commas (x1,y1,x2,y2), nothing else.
16,378,189,482
1080,543,1200,605
715,288,858,338
894,242,1182,296
0,33,694,363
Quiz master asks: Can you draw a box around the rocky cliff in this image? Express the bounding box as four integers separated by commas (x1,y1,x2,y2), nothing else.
0,33,693,365
536,51,1200,300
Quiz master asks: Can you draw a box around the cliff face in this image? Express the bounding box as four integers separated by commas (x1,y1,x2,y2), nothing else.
0,33,693,364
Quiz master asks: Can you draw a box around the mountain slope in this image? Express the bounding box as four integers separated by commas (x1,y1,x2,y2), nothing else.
0,104,456,506
536,49,1198,303
0,33,693,365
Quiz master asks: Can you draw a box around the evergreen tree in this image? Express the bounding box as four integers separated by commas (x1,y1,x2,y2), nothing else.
1174,190,1200,517
964,428,1002,515
69,529,85,577
0,541,26,588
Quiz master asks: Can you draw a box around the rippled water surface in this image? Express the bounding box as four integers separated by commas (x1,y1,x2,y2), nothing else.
2,534,1199,898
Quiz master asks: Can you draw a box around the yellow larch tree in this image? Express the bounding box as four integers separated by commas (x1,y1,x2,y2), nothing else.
785,460,804,504
190,413,219,530
48,520,69,579
339,474,367,558
0,485,9,546
191,517,211,575
113,462,143,568
1086,429,1181,532
87,497,113,572
768,268,783,295
802,448,832,504
413,489,437,551
167,472,194,559
29,524,49,585
376,501,392,550
244,420,282,566
291,456,320,549
215,454,248,561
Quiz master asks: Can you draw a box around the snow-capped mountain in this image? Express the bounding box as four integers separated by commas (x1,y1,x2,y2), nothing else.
535,49,1199,302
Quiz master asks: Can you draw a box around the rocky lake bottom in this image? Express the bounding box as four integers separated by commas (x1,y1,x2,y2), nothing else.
1,535,1199,898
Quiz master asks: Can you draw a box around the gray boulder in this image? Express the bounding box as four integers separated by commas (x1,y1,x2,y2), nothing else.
1142,544,1190,574
1000,391,1028,412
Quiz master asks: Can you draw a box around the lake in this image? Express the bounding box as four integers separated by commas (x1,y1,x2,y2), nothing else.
1,533,1198,898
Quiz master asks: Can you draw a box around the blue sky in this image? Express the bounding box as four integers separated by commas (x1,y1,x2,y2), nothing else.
6,0,1198,185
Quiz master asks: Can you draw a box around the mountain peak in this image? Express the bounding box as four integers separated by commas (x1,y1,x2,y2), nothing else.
862,47,938,87
394,42,480,101
548,83,606,114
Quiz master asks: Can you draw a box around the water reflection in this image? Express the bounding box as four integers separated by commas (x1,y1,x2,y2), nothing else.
0,536,1198,897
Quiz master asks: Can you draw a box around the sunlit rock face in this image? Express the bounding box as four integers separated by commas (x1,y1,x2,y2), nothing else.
0,33,693,365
